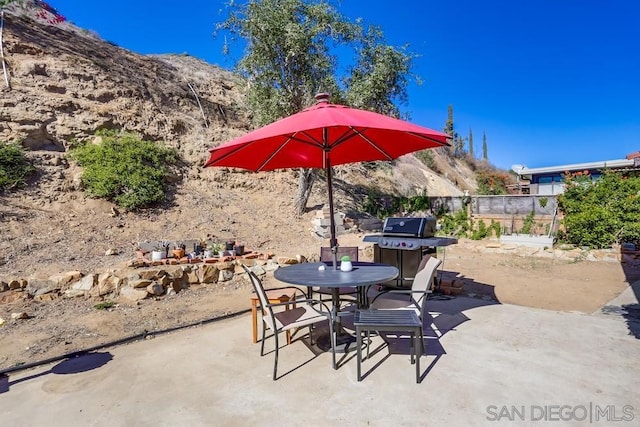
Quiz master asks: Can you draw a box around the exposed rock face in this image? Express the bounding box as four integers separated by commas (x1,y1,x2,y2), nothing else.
0,9,250,163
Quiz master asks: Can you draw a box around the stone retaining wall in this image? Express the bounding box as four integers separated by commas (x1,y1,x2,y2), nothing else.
0,250,303,306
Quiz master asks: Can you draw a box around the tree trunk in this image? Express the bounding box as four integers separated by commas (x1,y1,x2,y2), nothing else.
295,168,316,216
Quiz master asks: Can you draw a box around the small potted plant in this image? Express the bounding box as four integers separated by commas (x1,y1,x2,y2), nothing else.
213,243,223,256
340,255,353,272
151,242,169,261
204,242,222,258
233,241,245,256
172,242,186,259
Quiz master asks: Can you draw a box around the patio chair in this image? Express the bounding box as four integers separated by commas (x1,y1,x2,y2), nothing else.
309,246,360,303
368,255,442,354
242,265,336,380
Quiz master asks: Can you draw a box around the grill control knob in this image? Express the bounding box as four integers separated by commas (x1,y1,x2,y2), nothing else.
406,241,414,248
394,241,401,248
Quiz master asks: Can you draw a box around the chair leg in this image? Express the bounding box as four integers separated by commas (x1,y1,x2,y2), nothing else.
260,321,266,356
366,331,371,359
410,331,415,365
273,330,279,381
415,330,421,384
356,327,363,381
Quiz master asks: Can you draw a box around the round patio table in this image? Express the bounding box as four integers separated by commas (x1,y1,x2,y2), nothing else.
274,261,399,353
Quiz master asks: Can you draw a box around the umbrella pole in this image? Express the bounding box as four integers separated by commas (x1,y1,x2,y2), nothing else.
325,157,339,270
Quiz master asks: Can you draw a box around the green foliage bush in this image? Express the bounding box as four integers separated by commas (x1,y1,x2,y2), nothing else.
520,211,535,235
471,219,488,240
490,219,502,238
439,208,470,237
69,131,178,210
414,150,438,172
362,192,431,218
476,170,511,195
0,142,35,191
558,170,640,248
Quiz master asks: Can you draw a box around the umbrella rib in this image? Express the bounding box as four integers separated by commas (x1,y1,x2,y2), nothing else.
405,132,451,146
255,132,325,171
256,133,298,171
339,127,450,159
348,127,394,160
205,140,260,168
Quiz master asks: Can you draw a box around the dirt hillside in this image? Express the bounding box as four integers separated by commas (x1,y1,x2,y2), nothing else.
0,5,473,281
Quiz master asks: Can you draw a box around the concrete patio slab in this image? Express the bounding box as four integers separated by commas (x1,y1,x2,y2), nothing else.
2,291,639,426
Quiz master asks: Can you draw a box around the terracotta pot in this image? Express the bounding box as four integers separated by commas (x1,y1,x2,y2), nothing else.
172,249,185,259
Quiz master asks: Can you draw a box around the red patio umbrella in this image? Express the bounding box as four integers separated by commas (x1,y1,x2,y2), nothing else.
204,93,449,267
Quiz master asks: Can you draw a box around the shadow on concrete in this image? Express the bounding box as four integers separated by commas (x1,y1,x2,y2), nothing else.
337,288,499,381
0,352,113,394
437,268,500,303
259,328,329,380
617,251,640,339
620,303,640,339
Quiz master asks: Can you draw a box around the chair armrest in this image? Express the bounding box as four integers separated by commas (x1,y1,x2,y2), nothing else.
254,285,308,300
262,285,307,294
369,289,433,304
267,298,332,317
369,289,411,305
265,297,323,308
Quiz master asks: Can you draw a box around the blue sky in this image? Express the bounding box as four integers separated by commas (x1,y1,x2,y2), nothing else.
48,0,639,169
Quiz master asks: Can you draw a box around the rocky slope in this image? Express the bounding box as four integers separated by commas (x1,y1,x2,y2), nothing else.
0,5,475,282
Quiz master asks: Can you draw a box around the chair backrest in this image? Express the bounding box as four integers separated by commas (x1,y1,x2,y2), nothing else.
242,264,270,313
320,246,359,262
411,256,442,313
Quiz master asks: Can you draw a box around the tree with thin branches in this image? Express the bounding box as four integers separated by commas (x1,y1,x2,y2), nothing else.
482,131,488,160
217,0,414,215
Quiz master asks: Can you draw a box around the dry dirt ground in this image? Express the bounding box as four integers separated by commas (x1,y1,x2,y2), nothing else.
2,234,639,371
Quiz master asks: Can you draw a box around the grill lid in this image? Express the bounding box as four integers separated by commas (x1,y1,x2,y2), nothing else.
382,217,436,238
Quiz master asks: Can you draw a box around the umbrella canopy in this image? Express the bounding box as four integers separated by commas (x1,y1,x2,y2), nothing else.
204,93,449,266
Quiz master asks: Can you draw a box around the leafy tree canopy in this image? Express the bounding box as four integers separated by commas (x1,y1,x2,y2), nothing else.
216,0,414,124
216,0,416,213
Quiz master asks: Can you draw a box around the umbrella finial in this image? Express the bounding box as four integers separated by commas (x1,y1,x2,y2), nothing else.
315,93,330,104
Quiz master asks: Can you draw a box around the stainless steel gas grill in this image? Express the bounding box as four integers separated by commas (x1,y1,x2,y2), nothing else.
363,217,458,288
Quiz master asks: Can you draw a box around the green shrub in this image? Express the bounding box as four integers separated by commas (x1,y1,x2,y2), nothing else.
538,196,548,209
405,193,430,212
439,208,470,237
520,211,535,235
0,142,35,191
490,219,502,238
476,170,510,195
94,301,115,310
558,170,640,248
471,219,488,240
69,130,178,210
415,150,437,171
362,192,432,218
